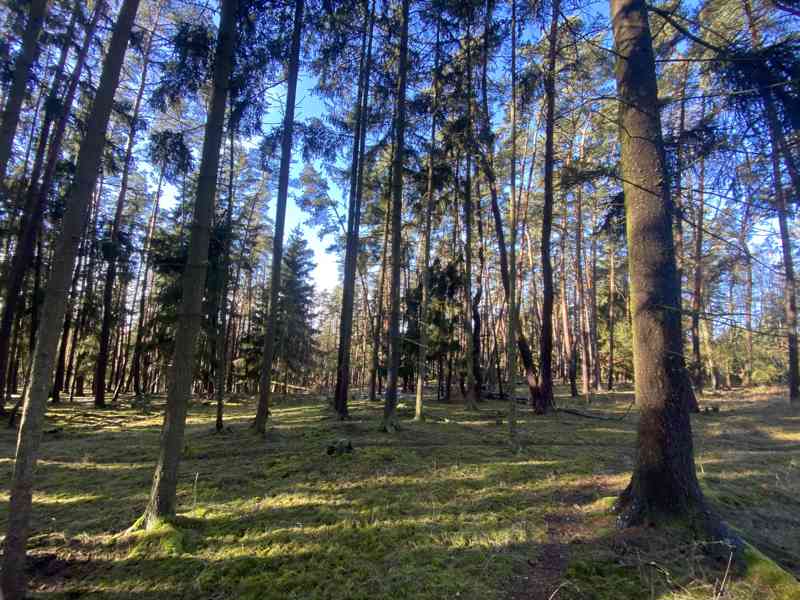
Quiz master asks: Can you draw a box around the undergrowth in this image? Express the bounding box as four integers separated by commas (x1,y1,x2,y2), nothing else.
0,386,797,599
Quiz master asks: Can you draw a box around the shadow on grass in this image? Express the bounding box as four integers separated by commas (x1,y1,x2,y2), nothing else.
0,387,797,599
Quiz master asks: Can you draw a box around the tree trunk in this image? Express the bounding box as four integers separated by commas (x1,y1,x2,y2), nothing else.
691,158,704,391
507,0,519,438
462,156,479,410
369,190,391,403
535,0,559,414
774,156,799,402
95,1,161,408
607,236,615,390
0,0,50,184
559,244,577,397
382,0,409,432
254,0,304,433
51,241,85,404
334,0,375,419
610,0,714,530
575,185,591,398
142,0,237,525
131,173,164,395
415,14,439,421
1,2,142,597
214,130,236,432
0,0,104,411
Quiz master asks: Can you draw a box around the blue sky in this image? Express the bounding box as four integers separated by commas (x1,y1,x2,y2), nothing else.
283,76,341,294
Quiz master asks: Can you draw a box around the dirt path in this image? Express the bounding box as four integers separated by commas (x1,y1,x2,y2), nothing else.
508,494,591,600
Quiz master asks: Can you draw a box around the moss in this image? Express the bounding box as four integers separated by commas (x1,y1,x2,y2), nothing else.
743,543,800,600
125,519,186,557
564,560,647,600
1,389,798,599
584,495,618,514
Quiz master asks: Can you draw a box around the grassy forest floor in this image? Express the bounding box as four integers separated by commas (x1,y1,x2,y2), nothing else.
1,385,799,599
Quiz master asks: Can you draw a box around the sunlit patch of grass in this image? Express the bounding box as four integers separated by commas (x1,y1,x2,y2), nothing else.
0,387,798,599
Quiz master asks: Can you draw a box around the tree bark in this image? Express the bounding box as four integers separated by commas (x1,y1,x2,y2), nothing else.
142,0,237,525
610,0,713,530
1,2,142,597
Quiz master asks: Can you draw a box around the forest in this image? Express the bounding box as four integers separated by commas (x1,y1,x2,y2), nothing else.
0,0,799,598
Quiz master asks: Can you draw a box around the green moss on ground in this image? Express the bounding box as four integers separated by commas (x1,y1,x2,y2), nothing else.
0,385,797,599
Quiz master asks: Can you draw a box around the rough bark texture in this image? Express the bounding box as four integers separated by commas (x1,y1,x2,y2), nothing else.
254,0,304,433
143,0,237,525
0,2,141,597
610,0,717,530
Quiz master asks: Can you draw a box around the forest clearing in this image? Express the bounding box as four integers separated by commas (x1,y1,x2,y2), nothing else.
1,0,800,597
1,386,798,599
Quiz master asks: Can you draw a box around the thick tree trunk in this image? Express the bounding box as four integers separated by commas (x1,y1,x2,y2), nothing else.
610,0,713,530
254,0,304,433
142,0,237,525
382,0,409,432
0,0,50,184
1,2,142,597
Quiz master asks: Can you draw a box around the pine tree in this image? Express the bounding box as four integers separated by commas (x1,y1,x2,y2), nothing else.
1,1,142,596
274,227,317,382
